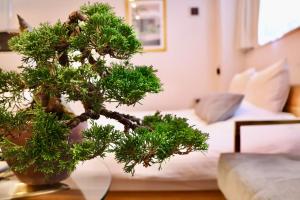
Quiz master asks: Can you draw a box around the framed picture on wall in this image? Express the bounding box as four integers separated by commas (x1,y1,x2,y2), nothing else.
126,0,167,52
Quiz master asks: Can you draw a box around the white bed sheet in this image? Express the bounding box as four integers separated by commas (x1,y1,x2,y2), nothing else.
91,101,300,191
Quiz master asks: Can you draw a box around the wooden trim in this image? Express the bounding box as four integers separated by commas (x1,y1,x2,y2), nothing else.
234,120,300,153
106,191,225,200
284,85,300,117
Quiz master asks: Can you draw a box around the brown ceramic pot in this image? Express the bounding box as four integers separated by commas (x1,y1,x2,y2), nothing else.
5,122,87,185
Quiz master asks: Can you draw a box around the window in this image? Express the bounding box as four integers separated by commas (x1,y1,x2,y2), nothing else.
258,0,300,45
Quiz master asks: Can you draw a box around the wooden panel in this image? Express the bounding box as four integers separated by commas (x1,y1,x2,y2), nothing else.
106,191,226,200
284,85,300,116
0,32,18,52
234,120,300,153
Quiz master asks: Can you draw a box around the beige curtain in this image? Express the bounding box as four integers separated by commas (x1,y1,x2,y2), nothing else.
237,0,260,50
0,0,12,32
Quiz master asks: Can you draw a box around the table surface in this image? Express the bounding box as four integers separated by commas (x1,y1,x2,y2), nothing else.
0,158,112,200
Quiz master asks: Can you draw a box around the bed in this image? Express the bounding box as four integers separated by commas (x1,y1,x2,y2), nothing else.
90,86,300,191
217,86,300,200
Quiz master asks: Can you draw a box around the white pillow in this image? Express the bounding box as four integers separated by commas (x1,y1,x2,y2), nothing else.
229,68,256,94
245,59,290,112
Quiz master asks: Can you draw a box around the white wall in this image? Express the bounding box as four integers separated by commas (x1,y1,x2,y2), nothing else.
216,0,246,91
215,0,300,91
130,0,218,110
0,0,218,111
245,30,300,84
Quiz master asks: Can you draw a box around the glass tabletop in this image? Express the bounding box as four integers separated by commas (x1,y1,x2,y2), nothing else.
0,158,112,200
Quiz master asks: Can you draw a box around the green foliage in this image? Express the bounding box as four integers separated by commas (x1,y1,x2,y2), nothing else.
70,3,141,58
102,64,162,105
0,2,209,178
22,64,53,88
0,69,26,109
9,22,68,62
80,3,113,16
0,69,24,93
1,107,77,175
0,139,28,172
72,122,121,161
56,64,101,103
113,113,209,174
0,107,30,132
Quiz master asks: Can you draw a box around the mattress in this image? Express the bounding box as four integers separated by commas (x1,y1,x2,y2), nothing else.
91,101,300,191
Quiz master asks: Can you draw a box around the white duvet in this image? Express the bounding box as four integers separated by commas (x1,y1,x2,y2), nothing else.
91,101,300,191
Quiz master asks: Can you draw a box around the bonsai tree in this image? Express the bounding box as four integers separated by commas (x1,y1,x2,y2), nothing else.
0,3,208,179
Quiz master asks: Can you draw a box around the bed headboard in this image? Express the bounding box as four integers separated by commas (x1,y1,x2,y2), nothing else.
284,85,300,116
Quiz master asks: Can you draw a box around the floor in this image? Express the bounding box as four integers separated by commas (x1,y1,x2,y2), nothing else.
106,191,226,200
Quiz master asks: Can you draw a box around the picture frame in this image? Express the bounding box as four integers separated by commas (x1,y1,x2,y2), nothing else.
125,0,167,52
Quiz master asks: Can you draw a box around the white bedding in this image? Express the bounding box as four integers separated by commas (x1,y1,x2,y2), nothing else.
91,101,300,191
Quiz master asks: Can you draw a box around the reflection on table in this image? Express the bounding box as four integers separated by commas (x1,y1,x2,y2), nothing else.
0,158,111,200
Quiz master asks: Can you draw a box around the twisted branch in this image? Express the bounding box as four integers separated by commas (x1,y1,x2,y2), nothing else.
99,108,139,133
67,11,87,24
66,110,99,129
66,108,142,133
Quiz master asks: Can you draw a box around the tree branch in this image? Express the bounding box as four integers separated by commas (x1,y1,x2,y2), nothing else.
119,113,141,125
17,14,31,32
66,110,99,129
99,108,139,133
174,146,193,155
80,48,97,65
54,39,70,66
66,107,143,132
53,10,87,66
67,11,87,24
